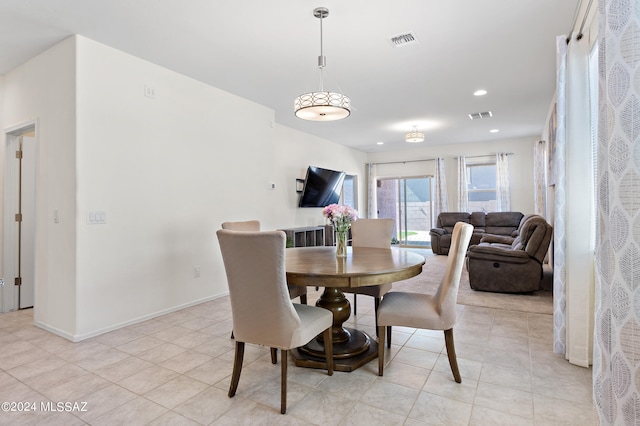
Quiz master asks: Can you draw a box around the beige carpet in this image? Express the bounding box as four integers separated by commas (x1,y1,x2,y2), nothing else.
393,251,553,315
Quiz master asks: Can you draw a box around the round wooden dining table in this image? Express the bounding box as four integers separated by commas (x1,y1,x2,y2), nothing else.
286,246,425,372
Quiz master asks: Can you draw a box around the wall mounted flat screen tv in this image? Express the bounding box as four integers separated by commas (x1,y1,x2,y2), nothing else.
299,166,346,208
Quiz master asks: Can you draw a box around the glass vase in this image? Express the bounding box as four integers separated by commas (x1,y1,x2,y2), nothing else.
335,227,348,258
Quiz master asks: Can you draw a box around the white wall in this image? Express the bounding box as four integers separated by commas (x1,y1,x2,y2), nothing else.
1,35,366,340
366,137,537,215
1,37,78,337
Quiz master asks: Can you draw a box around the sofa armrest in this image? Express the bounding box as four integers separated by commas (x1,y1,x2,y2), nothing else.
480,234,515,245
429,228,446,236
467,245,530,264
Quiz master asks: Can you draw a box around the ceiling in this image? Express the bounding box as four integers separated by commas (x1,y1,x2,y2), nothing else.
0,0,581,153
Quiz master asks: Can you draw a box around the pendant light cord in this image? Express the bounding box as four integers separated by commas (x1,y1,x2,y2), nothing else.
319,12,324,64
318,11,326,91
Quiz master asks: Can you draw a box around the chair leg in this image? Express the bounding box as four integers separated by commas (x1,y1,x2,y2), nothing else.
228,341,245,397
353,294,357,315
270,348,278,364
281,349,288,414
387,326,392,348
444,328,462,383
377,325,385,376
374,297,380,337
300,294,308,305
323,327,334,376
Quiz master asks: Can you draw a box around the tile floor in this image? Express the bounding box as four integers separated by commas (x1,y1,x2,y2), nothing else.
0,289,597,425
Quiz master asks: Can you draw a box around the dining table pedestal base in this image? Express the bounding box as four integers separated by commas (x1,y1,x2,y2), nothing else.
290,286,378,372
291,327,378,372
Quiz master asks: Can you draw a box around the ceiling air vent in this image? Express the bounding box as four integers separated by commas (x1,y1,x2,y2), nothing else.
389,32,418,47
468,111,493,120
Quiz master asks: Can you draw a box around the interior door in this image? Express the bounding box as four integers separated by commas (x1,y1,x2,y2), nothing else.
18,136,36,309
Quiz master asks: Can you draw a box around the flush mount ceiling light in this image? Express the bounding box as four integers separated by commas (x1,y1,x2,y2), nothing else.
294,7,351,121
405,126,425,143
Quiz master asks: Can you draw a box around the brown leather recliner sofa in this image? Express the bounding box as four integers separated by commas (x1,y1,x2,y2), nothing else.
466,214,553,293
430,211,524,255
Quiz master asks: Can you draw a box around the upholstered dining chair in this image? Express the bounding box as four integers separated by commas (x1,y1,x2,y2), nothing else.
216,229,334,414
376,221,473,383
221,220,307,305
340,218,394,331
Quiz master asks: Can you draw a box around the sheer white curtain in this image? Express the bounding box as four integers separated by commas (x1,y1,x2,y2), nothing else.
432,158,448,228
367,163,377,218
553,35,568,357
533,141,547,216
593,1,640,423
495,153,511,211
553,31,595,368
457,156,468,212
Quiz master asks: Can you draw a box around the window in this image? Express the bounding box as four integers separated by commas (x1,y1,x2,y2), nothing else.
341,173,358,210
466,162,497,212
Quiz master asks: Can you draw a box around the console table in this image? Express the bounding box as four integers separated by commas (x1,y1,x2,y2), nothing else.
280,226,330,247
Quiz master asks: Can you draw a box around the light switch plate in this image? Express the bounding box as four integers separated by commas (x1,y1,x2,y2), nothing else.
87,211,107,225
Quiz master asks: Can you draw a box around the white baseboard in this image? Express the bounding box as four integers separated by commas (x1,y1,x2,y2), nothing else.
35,292,229,342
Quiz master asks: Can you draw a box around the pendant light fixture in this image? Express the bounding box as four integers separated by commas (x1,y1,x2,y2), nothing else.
405,126,425,143
294,7,351,121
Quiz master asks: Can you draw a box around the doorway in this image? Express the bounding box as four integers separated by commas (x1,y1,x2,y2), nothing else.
376,176,432,247
2,123,37,311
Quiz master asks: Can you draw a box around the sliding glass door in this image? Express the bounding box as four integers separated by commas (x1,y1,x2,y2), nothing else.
376,176,432,247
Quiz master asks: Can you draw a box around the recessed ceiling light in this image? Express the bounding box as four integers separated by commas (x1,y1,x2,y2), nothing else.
474,89,488,96
377,141,384,145
490,129,499,133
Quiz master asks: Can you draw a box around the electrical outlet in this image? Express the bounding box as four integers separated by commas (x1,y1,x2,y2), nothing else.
194,266,201,278
144,85,156,99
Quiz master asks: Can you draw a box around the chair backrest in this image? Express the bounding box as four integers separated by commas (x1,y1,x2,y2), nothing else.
216,229,301,348
221,220,260,231
433,222,474,329
351,218,394,248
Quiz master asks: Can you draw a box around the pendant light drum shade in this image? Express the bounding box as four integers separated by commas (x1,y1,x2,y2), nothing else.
294,7,350,121
294,91,351,121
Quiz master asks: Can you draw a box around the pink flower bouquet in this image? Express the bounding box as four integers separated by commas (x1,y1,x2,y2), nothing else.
322,204,358,231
